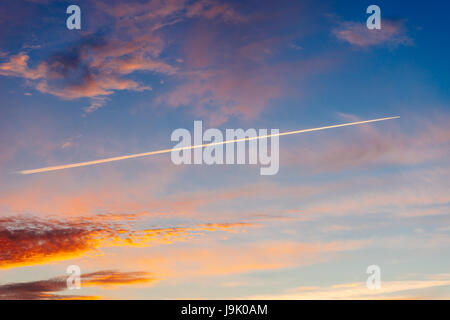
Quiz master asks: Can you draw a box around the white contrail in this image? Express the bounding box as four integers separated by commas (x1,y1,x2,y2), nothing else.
17,116,400,175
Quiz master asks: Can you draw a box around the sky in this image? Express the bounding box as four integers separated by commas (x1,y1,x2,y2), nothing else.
0,0,449,299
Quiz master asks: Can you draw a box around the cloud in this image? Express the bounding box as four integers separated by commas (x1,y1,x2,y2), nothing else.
160,40,333,125
99,0,246,23
152,10,285,125
281,113,450,172
248,280,450,299
0,52,46,80
90,0,324,124
0,0,250,115
0,215,103,270
280,165,450,222
2,240,385,300
161,67,282,125
117,239,369,283
0,39,159,108
0,0,329,122
81,270,155,288
0,270,155,300
83,97,109,114
185,0,246,22
333,20,412,48
0,23,171,113
0,214,256,269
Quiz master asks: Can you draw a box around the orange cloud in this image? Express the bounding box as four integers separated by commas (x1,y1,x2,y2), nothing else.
0,215,255,269
81,270,155,288
0,216,103,270
129,239,369,280
0,52,46,79
248,280,450,299
0,270,154,300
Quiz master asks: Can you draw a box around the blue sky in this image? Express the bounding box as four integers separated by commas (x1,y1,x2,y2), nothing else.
0,0,449,299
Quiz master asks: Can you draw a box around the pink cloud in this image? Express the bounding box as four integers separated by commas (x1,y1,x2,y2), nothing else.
159,21,334,125
0,0,251,115
162,68,282,125
333,20,412,47
281,112,450,171
0,52,46,80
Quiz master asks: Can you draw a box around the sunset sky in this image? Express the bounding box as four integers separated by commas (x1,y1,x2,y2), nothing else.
0,0,449,299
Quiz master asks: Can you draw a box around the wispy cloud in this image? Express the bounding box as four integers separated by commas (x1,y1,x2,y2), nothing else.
117,239,369,282
0,52,46,79
248,280,450,299
333,20,412,48
282,112,450,171
0,270,155,300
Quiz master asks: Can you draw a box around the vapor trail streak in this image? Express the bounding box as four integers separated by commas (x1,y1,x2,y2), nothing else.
18,116,400,175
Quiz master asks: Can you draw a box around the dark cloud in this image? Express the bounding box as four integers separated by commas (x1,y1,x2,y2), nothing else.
0,270,154,300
